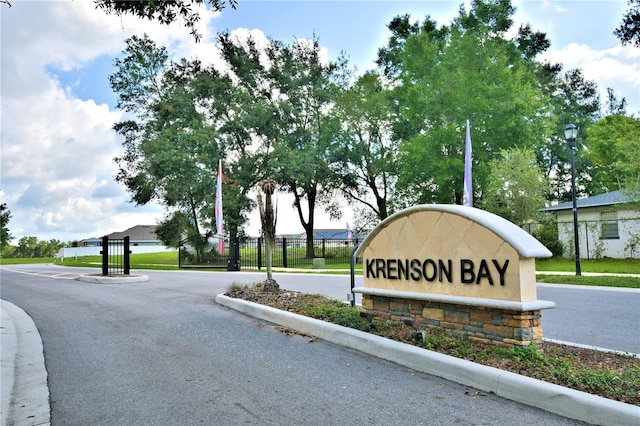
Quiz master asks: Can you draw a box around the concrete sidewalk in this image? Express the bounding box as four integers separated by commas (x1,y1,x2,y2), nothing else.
0,300,50,426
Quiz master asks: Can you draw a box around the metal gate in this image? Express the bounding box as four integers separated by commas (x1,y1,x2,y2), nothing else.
100,236,131,275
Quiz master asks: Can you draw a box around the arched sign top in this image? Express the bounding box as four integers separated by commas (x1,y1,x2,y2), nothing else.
354,205,551,303
355,204,551,259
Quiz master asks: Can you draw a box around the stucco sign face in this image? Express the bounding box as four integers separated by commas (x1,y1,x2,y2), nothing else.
355,205,552,303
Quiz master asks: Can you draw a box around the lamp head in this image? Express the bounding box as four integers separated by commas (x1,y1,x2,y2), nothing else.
564,123,579,143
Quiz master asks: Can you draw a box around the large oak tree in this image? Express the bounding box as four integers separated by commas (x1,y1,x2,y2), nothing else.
110,35,254,248
333,71,399,225
378,1,553,207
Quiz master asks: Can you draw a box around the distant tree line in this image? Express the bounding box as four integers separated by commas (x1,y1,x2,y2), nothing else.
1,203,69,258
2,235,66,258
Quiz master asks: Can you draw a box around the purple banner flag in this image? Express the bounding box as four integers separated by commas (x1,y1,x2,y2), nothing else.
215,160,225,254
463,120,472,207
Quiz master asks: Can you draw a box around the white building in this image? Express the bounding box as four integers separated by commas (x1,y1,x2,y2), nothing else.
540,191,640,259
57,225,175,259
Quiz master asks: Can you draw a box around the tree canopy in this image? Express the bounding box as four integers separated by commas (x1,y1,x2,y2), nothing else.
217,32,351,256
1,203,12,252
481,147,547,226
378,0,554,206
333,71,398,223
614,0,640,47
108,0,632,244
586,115,640,195
110,35,229,243
95,0,237,41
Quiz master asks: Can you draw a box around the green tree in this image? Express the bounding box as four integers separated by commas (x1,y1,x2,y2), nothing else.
532,216,564,257
605,88,628,116
481,147,547,226
16,236,37,258
193,61,261,245
111,45,216,238
155,211,190,247
379,1,553,206
536,68,602,204
267,39,350,257
35,239,64,258
614,0,640,47
95,0,237,42
586,115,640,195
111,35,259,250
218,32,350,257
0,203,12,253
333,71,398,222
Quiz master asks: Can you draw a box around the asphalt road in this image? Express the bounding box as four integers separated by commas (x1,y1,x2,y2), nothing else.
0,264,591,425
537,283,640,354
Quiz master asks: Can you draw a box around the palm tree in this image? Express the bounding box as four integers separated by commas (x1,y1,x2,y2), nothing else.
258,179,279,291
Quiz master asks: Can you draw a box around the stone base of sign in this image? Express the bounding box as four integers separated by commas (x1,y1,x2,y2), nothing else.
360,292,550,347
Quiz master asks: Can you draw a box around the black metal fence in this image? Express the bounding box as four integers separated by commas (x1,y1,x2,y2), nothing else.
179,235,360,270
100,236,131,275
178,235,229,269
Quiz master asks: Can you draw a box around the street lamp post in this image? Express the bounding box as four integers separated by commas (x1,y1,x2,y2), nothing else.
564,123,582,276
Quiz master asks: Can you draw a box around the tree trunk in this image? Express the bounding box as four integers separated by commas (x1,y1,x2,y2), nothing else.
265,237,273,281
304,225,315,259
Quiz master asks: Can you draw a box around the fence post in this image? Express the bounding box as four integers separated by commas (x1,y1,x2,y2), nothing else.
235,237,241,270
322,238,326,258
101,236,109,276
282,237,287,268
227,237,240,271
124,236,131,275
257,237,263,270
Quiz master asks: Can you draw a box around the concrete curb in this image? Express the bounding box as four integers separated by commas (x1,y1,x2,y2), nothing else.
0,300,50,426
215,294,640,426
76,274,149,284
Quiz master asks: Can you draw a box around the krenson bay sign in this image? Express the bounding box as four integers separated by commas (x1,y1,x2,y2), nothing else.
353,205,555,346
365,257,510,287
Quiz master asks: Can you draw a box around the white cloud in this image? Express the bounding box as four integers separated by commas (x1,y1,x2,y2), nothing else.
0,0,252,242
539,42,640,113
0,1,200,242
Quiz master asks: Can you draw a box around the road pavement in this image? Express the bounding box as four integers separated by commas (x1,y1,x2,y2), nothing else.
1,264,638,425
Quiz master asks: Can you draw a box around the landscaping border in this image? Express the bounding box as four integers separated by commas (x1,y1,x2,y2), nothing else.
215,293,640,426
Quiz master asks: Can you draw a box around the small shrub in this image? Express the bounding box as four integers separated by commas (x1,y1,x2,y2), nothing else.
625,232,640,259
304,304,371,331
532,217,564,257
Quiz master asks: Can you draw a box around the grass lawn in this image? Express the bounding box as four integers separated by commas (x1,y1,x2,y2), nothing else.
536,258,640,274
56,251,181,270
536,273,640,288
4,253,640,288
1,257,56,265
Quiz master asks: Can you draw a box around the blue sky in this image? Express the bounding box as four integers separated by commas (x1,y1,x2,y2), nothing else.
1,0,638,242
